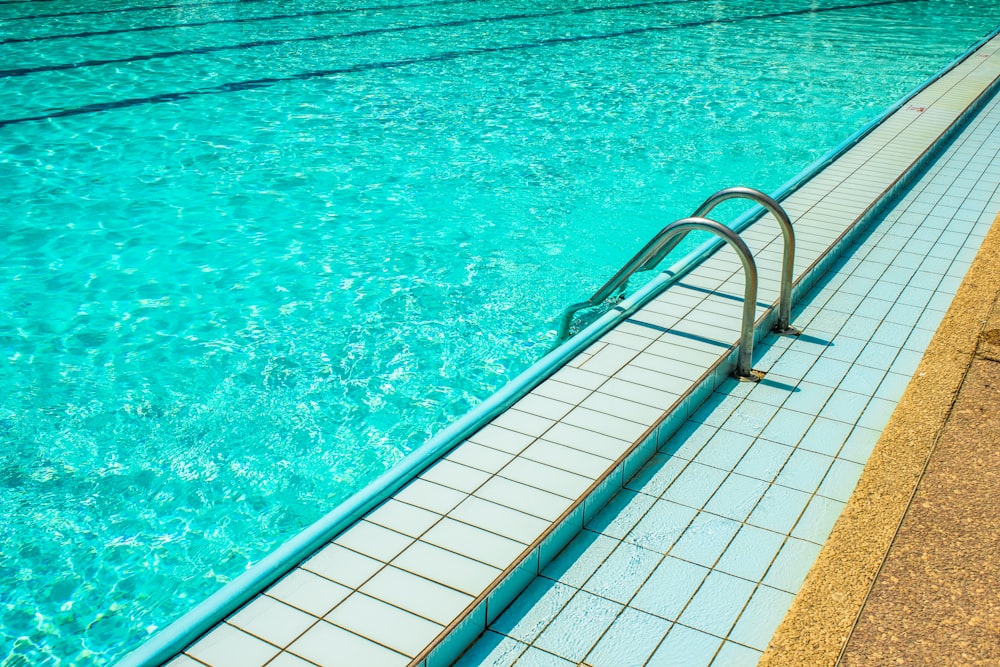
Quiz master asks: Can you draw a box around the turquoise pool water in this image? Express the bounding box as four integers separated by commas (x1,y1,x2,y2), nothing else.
2,0,999,663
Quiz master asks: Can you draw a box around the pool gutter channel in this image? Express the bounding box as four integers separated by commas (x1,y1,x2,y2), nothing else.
120,27,1000,667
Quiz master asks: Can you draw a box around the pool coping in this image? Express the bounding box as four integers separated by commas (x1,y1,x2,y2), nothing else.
127,28,1000,667
758,208,1000,666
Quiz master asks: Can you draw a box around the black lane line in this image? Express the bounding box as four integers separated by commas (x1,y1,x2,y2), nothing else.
0,0,705,79
3,0,267,23
0,0,924,130
2,0,491,23
0,0,481,45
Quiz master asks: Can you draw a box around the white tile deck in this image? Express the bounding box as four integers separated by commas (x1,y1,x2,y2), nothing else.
169,33,1000,667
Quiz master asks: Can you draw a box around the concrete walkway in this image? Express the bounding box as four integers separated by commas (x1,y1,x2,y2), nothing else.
760,210,1000,666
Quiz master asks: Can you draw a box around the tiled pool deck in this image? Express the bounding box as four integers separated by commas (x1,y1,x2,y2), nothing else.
162,32,1000,667
761,205,1000,666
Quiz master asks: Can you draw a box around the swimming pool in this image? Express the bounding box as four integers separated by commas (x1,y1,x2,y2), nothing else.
2,0,1000,664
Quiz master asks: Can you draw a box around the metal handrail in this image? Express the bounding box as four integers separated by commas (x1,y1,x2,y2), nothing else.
556,228,681,341
568,216,760,379
556,186,796,340
637,187,796,332
691,187,796,334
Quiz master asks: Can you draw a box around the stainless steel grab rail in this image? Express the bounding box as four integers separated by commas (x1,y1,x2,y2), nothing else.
556,186,796,341
676,187,797,334
564,217,760,379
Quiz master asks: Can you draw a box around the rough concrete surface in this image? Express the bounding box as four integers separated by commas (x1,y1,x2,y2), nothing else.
840,354,1000,666
758,211,1000,667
